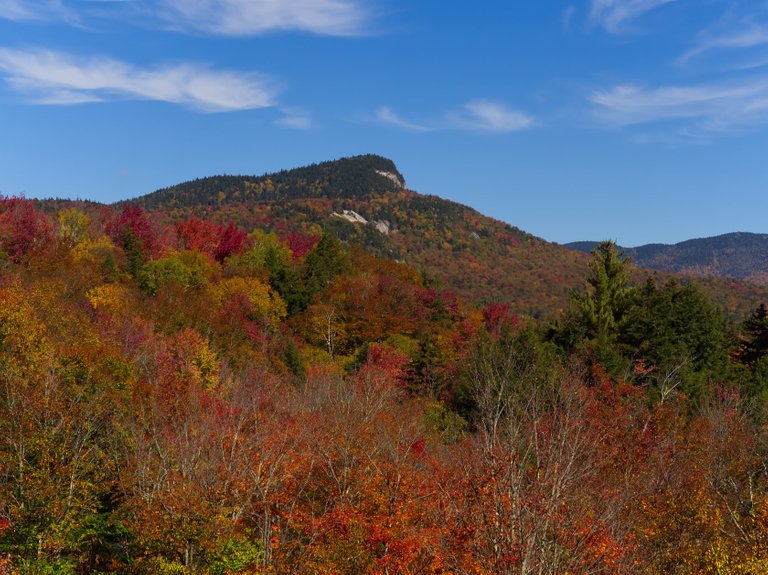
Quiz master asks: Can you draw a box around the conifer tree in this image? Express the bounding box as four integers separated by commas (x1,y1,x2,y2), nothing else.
569,240,633,371
302,231,351,302
737,303,768,367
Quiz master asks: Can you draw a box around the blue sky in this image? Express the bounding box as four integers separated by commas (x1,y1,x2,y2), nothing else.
1,0,768,246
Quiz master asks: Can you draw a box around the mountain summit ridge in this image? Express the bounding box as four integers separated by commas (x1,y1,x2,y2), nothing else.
134,154,406,210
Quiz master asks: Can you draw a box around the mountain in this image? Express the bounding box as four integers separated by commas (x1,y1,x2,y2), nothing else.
122,154,768,319
566,232,768,284
130,154,594,317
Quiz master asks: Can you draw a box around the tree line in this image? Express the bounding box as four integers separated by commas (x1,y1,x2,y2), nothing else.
2,199,768,573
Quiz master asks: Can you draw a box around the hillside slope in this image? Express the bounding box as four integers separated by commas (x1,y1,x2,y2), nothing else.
567,232,768,284
131,155,590,317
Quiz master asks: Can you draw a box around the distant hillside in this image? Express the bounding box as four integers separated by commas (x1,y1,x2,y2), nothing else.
567,233,768,284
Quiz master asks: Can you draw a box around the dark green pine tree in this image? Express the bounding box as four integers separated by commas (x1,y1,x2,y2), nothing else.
262,232,350,316
736,304,768,420
621,277,730,405
405,332,448,398
737,303,768,367
302,231,351,301
568,240,634,373
121,227,147,279
264,244,307,315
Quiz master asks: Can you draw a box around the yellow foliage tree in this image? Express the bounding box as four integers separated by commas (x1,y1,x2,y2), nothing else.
208,277,286,331
0,282,51,377
86,283,131,317
57,208,90,247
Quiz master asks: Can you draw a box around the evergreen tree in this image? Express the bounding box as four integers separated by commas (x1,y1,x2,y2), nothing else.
575,241,632,338
736,303,768,367
302,231,351,302
734,303,768,417
622,278,730,404
405,332,448,398
565,240,633,373
265,231,351,315
264,243,307,315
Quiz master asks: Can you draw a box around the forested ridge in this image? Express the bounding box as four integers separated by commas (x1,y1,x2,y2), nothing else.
568,232,768,284
126,154,580,317
4,160,768,573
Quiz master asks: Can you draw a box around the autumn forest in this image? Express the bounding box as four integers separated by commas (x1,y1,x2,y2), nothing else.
3,158,768,574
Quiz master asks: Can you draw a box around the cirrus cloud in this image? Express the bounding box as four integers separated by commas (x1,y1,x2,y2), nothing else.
152,0,371,37
375,107,433,132
589,0,678,33
0,47,277,111
0,0,72,21
375,100,534,134
276,107,314,129
454,100,535,133
0,0,373,36
679,9,768,65
589,76,768,136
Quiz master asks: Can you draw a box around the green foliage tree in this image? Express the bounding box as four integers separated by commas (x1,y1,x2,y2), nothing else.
559,241,633,373
264,247,306,316
736,303,768,367
733,303,768,415
303,231,351,298
404,332,449,397
576,241,632,339
137,252,212,295
270,230,355,317
621,278,730,404
226,230,291,279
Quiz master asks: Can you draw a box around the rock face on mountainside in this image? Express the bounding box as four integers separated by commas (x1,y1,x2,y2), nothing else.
567,233,768,284
124,155,768,318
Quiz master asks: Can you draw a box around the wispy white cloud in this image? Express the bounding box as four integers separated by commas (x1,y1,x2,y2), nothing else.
585,3,768,140
0,0,71,21
562,4,577,30
276,116,311,129
589,0,677,33
452,100,535,133
375,106,433,132
152,0,371,37
680,24,768,63
0,47,277,112
589,77,768,135
276,108,313,129
1,0,372,36
375,101,534,134
0,0,36,19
